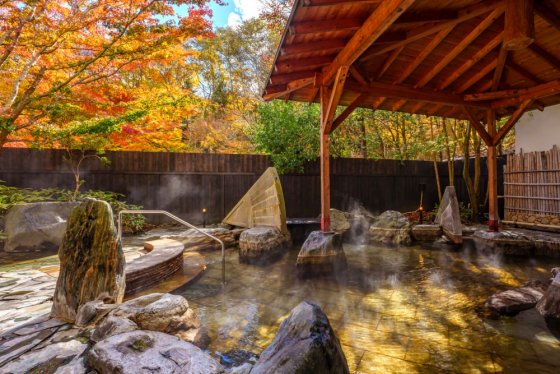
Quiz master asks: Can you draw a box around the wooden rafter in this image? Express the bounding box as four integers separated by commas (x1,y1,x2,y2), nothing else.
275,56,333,73
269,71,317,85
415,7,504,88
263,77,316,100
462,106,492,145
493,99,533,144
376,46,404,80
290,18,363,34
438,31,504,90
321,0,416,85
323,66,349,133
528,43,560,70
281,39,346,56
349,65,369,87
505,61,542,84
454,56,498,93
331,93,365,132
361,0,505,59
303,0,382,7
534,1,560,33
492,47,508,90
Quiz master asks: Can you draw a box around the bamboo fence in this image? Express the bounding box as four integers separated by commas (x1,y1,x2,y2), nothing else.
504,146,560,227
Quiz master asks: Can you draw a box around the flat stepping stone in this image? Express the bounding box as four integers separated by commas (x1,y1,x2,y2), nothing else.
125,239,185,296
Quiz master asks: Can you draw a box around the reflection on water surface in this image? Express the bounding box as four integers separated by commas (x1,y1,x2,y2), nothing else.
173,242,560,373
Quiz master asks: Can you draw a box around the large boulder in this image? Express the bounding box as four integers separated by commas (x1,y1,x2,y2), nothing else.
485,280,548,316
368,210,412,245
87,330,224,374
296,231,346,276
330,208,351,234
435,186,463,244
251,301,349,374
4,201,79,252
109,293,206,347
239,226,291,263
51,199,125,323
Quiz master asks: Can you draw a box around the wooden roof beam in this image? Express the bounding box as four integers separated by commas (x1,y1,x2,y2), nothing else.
534,1,560,33
492,47,508,90
465,79,560,107
505,61,542,85
376,46,404,80
415,7,504,88
269,71,318,85
454,57,498,93
323,66,349,134
290,18,363,34
361,0,505,59
281,39,347,56
263,77,316,101
303,0,381,7
331,93,365,132
320,0,416,86
346,81,490,108
438,31,504,90
395,10,458,27
275,56,333,73
493,99,533,145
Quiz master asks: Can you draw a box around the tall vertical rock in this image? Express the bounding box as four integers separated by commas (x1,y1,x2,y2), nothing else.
51,199,125,323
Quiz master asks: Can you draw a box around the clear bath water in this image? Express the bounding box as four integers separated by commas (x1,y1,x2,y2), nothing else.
172,241,560,373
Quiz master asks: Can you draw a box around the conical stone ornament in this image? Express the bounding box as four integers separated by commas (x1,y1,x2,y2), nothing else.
435,186,463,244
223,167,288,234
51,198,125,323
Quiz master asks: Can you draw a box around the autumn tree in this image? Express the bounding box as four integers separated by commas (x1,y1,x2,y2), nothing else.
0,0,215,148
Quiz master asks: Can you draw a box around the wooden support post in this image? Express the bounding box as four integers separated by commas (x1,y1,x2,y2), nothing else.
320,86,331,232
504,0,534,50
487,109,499,231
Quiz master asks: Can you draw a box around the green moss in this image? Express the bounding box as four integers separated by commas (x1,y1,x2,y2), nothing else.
130,338,150,352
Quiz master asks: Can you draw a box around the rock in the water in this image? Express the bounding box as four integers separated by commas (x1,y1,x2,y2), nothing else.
87,330,224,374
435,186,463,244
537,269,560,319
251,301,349,374
485,280,548,316
411,224,443,242
473,230,533,256
296,231,346,276
368,210,412,245
91,315,139,343
109,293,204,346
4,202,79,252
51,198,125,323
239,226,291,263
330,208,351,234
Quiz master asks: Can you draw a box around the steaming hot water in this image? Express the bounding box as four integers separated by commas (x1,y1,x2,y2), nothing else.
170,241,560,373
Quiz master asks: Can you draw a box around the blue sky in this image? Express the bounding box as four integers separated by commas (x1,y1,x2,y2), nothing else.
174,1,265,29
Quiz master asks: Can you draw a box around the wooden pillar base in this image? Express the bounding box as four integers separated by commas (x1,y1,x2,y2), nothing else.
321,216,331,232
488,219,500,232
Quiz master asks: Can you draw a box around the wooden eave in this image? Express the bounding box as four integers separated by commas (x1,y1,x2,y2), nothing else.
263,0,560,120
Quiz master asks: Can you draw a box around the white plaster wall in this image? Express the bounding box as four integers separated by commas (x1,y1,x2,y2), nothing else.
515,103,560,153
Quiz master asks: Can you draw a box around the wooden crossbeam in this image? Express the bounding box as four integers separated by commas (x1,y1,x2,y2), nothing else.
269,71,317,85
492,47,508,90
438,31,504,90
376,46,404,80
350,65,369,87
331,94,365,133
263,77,316,101
462,106,493,145
290,18,363,34
454,56,498,93
275,56,333,73
281,39,347,56
321,0,416,85
415,7,504,88
303,0,381,6
465,79,560,108
395,10,458,27
346,81,491,108
361,0,505,58
493,99,533,145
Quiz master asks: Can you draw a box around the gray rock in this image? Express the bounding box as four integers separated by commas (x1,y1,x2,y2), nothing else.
435,186,463,244
228,363,253,374
251,301,349,374
330,209,351,234
537,270,560,319
369,210,412,245
411,224,443,242
239,226,291,263
109,293,204,345
75,300,118,327
486,280,548,316
4,202,79,252
54,356,87,374
473,230,533,256
87,330,224,374
51,199,125,323
296,231,346,276
91,315,139,343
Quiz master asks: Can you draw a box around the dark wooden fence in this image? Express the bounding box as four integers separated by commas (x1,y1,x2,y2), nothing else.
0,148,503,224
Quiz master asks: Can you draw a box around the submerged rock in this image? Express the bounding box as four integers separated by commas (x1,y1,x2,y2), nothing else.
537,268,560,319
251,301,349,374
485,280,548,316
296,231,346,276
87,330,224,374
239,226,291,263
435,186,463,244
368,210,412,245
4,201,79,252
51,199,125,323
109,293,206,347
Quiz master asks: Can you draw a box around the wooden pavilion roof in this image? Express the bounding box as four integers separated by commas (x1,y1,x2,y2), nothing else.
263,0,560,122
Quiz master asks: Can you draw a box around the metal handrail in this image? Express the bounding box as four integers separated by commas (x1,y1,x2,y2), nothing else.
117,210,226,284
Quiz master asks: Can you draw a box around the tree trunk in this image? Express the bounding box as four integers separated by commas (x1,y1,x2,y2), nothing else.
359,110,367,158
463,122,478,221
